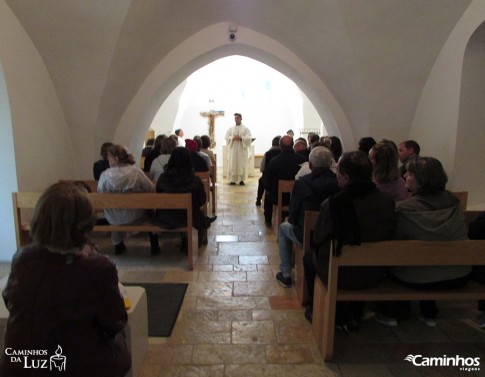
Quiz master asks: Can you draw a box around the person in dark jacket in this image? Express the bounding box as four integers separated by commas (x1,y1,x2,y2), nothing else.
0,183,130,377
152,147,216,233
303,151,396,329
143,134,165,172
256,136,281,206
185,139,209,173
92,141,113,180
263,135,306,226
275,147,339,288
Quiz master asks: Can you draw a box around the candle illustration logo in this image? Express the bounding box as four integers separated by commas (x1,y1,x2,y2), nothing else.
50,345,66,371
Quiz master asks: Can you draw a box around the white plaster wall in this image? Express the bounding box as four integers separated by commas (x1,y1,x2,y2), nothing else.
150,81,187,138
0,62,18,261
0,0,73,192
411,0,485,207
0,0,74,261
454,23,485,209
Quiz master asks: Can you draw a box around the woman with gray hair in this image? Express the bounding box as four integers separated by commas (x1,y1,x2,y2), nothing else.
295,143,336,180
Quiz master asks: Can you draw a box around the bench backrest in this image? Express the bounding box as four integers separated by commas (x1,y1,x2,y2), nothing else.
303,210,319,252
277,179,294,209
332,239,485,267
195,171,210,215
88,193,192,211
12,192,193,248
452,191,468,211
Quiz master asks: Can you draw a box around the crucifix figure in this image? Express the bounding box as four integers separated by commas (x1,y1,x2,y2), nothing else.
200,110,224,148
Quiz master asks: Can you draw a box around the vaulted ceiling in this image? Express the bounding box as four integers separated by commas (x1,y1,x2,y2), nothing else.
5,0,472,143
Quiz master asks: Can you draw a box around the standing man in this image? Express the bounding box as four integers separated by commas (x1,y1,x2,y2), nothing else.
225,113,253,185
175,129,185,146
263,135,306,226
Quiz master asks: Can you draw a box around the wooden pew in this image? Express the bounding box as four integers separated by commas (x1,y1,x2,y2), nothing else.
195,171,210,216
311,239,485,361
452,191,468,211
465,210,482,227
209,163,217,215
272,180,295,239
12,192,199,270
293,210,319,306
195,171,210,245
295,208,481,306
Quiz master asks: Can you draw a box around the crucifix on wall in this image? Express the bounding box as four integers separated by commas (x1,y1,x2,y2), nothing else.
200,110,224,148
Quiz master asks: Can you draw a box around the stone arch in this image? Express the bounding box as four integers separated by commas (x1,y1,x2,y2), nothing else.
114,23,354,157
454,21,485,207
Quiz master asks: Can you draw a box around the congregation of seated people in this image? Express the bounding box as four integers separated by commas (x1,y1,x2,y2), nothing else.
92,132,482,331
265,133,484,331
91,131,217,255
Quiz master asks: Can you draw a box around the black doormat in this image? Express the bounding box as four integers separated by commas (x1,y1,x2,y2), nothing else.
124,282,188,337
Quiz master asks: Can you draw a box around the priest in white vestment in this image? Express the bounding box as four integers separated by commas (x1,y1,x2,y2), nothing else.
225,113,253,185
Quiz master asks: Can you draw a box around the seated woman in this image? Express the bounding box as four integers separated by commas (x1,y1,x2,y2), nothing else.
387,156,471,326
97,144,160,255
0,183,130,376
368,142,408,202
150,135,178,181
152,147,216,247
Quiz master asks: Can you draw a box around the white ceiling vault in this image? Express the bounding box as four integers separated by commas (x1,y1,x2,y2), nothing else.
4,0,475,150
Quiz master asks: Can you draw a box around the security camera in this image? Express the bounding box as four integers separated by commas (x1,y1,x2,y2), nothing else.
228,22,238,42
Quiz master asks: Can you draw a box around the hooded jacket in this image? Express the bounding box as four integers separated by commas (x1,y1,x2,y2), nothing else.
390,190,471,284
97,164,155,225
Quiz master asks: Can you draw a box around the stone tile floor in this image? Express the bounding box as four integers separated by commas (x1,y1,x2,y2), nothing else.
2,175,485,376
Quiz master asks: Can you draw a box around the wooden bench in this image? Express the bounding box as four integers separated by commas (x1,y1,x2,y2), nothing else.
293,210,319,305
272,180,294,239
12,192,200,270
452,191,468,211
195,171,211,245
311,239,485,361
295,202,476,305
209,163,217,215
195,171,210,217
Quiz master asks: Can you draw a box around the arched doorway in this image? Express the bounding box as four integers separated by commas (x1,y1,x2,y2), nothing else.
149,56,325,163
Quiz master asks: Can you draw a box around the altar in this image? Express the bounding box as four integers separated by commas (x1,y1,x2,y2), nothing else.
222,145,256,178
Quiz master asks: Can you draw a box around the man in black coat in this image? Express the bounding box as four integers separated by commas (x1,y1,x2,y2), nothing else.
275,146,339,288
263,135,306,226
